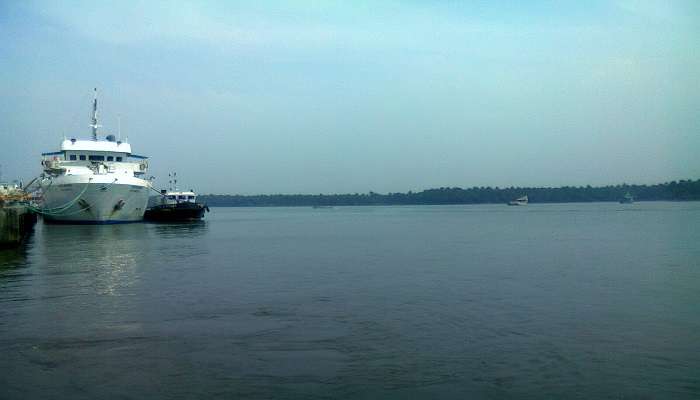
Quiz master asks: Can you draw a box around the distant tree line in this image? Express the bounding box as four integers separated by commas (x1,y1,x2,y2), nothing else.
199,179,700,207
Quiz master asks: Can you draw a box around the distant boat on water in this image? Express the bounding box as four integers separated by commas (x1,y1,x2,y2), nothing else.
619,192,634,204
508,195,528,206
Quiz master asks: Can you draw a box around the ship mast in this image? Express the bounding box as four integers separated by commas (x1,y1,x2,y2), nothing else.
90,88,100,140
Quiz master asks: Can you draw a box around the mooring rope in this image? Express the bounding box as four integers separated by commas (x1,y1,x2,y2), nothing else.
53,178,123,216
29,179,93,215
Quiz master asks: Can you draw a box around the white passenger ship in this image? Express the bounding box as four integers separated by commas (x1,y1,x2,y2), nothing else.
39,89,151,223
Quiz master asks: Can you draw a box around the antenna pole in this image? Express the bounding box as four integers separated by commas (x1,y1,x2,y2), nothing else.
90,88,100,140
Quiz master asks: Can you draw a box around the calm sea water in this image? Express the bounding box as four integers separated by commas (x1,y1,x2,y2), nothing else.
1,203,699,399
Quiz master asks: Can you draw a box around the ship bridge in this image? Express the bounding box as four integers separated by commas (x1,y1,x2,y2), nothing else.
42,138,147,163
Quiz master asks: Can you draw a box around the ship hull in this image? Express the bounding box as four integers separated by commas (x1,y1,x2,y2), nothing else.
41,175,150,224
144,203,208,222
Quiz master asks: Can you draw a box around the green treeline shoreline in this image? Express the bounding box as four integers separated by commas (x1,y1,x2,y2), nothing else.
199,179,700,207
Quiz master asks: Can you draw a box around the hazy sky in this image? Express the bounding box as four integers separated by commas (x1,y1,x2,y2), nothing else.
1,1,698,194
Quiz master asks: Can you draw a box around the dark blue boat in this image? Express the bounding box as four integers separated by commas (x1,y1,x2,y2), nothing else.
144,190,209,222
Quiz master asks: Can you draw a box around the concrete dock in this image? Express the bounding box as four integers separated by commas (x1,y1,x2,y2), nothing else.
0,205,37,248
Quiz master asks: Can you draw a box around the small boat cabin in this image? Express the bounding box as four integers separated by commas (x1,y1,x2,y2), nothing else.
158,190,198,205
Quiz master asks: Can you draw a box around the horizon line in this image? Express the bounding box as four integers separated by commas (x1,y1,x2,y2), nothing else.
199,177,700,197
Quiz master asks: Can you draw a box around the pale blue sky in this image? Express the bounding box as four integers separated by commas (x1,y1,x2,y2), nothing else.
1,1,698,194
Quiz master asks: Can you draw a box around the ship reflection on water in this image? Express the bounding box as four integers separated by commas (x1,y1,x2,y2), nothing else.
36,223,150,297
151,220,208,238
8,220,209,292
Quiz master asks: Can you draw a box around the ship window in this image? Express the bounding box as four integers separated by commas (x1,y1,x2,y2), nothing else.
187,196,195,200
167,195,176,200
107,156,114,161
178,196,187,200
116,157,123,162
89,155,105,161
69,155,77,160
79,155,86,160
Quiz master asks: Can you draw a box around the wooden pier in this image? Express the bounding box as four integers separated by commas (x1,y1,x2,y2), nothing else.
0,205,37,248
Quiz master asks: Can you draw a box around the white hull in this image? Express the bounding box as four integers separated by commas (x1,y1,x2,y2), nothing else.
508,196,528,206
41,175,150,223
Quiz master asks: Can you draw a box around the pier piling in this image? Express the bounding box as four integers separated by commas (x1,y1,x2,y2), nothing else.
0,206,37,248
